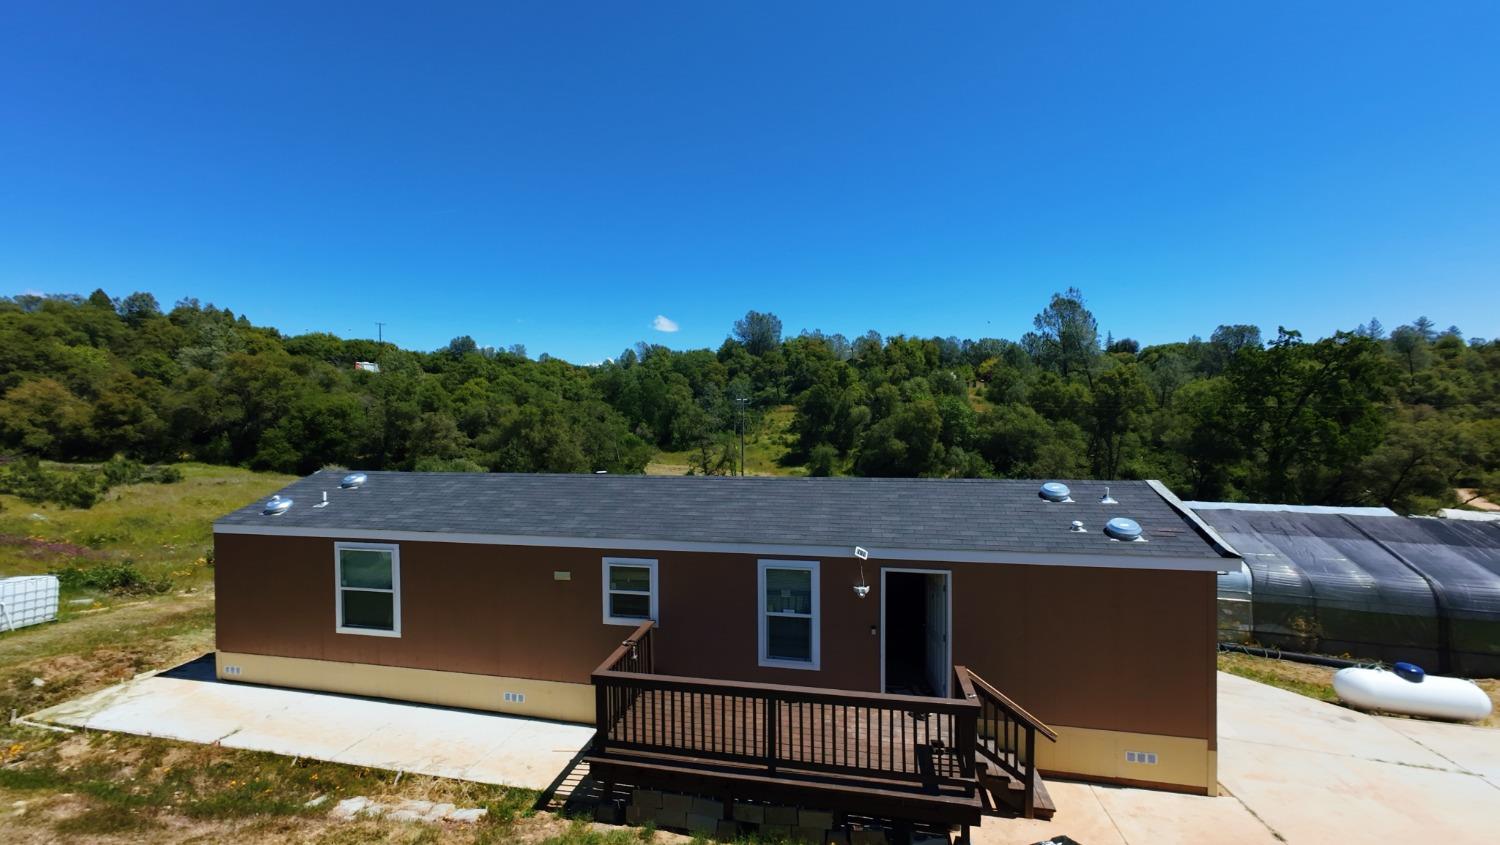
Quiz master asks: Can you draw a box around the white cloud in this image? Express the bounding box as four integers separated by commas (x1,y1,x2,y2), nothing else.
652,314,680,333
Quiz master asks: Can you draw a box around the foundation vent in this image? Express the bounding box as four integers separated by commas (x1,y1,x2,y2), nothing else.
1039,482,1072,503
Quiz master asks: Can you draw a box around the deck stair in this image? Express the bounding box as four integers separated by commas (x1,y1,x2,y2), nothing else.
978,762,1056,820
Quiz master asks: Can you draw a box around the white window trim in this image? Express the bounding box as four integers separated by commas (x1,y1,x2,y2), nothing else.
757,559,820,670
602,557,658,626
335,541,401,638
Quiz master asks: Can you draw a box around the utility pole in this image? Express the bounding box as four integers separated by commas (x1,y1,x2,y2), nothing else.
734,397,749,476
375,322,385,344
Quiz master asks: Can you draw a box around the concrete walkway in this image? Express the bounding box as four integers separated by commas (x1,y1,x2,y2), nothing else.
30,655,594,791
977,671,1500,844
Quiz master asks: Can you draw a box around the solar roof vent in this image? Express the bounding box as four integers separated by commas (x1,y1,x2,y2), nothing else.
1104,517,1143,541
1039,482,1072,503
262,495,293,516
340,472,367,489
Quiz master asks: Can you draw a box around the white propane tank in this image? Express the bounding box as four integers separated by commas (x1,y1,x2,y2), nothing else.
1333,663,1493,722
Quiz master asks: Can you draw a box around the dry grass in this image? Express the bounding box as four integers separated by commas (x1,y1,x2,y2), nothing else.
0,729,543,844
1218,651,1500,728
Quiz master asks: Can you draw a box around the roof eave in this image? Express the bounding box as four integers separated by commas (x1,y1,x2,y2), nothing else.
213,522,1231,573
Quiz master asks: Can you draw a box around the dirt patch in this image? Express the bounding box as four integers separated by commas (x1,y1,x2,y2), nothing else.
0,595,215,715
0,533,105,561
1454,488,1499,511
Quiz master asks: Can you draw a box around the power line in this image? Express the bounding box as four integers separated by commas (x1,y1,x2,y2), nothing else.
734,397,749,477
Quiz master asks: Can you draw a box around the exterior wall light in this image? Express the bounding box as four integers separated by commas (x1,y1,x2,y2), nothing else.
853,546,871,597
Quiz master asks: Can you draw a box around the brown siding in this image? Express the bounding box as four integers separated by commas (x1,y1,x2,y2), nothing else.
215,533,1215,740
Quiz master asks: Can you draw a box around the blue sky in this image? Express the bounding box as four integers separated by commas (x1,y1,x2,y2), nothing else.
2,2,1497,361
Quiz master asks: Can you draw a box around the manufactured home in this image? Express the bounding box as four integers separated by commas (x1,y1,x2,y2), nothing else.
214,472,1237,828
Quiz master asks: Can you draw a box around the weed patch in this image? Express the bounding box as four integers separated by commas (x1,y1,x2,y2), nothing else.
54,559,172,595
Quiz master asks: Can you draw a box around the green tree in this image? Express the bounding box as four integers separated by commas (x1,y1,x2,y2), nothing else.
1022,288,1100,385
733,310,783,356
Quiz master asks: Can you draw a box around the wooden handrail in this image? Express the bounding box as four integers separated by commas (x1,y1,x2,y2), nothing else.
953,665,1056,820
592,620,656,676
596,668,978,714
954,666,1057,742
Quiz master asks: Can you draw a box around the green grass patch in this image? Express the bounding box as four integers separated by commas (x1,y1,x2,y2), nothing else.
541,818,658,844
1216,651,1341,703
0,462,293,603
53,803,160,835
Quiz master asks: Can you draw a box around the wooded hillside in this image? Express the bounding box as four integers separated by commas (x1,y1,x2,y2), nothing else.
1,289,1495,513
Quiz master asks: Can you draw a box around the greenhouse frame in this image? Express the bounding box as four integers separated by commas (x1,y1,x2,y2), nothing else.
1193,504,1500,677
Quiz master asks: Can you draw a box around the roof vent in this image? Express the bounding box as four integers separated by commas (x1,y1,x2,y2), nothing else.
1104,517,1143,541
1039,482,1072,503
340,472,367,489
1100,486,1118,505
1069,520,1087,533
262,495,293,516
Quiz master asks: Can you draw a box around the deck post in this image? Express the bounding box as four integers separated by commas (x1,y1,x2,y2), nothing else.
1023,727,1036,819
765,694,778,776
594,682,608,754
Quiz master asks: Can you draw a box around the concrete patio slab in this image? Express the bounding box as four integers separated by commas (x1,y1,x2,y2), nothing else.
971,779,1126,845
1216,670,1500,844
970,776,1278,845
1219,735,1498,844
1088,782,1278,845
1217,669,1453,769
1376,714,1500,784
980,672,1500,844
31,655,594,791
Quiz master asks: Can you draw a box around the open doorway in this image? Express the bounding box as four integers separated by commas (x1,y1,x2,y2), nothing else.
881,569,951,697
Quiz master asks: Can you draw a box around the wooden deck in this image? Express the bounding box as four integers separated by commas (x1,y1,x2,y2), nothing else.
588,622,1058,828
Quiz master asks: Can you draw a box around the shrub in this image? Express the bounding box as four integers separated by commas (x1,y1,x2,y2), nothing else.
0,456,182,510
412,456,487,472
0,459,100,508
55,561,172,595
807,443,838,477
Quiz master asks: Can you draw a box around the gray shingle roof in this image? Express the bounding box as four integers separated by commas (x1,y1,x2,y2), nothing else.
216,472,1233,562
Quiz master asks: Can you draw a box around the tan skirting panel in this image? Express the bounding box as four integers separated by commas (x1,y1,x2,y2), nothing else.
217,652,1215,794
1037,724,1217,795
215,652,595,724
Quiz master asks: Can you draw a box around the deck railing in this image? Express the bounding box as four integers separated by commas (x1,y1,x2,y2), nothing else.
590,628,1055,817
954,665,1058,818
592,622,979,792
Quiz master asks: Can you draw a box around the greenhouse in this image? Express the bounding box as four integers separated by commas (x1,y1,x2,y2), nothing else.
1192,504,1500,677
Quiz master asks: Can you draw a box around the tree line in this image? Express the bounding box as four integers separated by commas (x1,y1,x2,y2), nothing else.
0,288,1495,514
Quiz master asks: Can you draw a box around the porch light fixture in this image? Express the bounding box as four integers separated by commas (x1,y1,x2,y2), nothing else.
853,546,871,598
